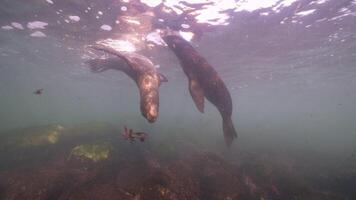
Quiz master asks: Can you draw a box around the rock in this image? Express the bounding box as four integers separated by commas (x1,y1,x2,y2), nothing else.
0,123,352,200
69,143,113,162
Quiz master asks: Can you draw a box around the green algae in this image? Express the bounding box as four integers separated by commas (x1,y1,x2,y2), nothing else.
70,143,113,162
16,124,65,147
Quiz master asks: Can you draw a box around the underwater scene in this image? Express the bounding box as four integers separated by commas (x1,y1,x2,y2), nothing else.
0,0,356,199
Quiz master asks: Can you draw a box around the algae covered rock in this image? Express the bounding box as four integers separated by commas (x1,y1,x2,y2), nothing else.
0,124,67,171
0,124,65,149
0,122,118,171
0,123,352,200
18,124,65,147
70,143,113,162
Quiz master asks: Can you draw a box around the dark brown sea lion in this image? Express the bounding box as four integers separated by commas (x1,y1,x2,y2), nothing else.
86,44,167,123
162,34,237,146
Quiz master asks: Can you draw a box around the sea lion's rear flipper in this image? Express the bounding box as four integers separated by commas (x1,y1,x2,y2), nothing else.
89,44,128,63
189,77,205,113
86,58,127,73
222,117,238,146
159,73,168,83
85,59,109,73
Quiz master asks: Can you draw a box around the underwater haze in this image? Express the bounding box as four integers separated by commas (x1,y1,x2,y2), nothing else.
0,0,356,199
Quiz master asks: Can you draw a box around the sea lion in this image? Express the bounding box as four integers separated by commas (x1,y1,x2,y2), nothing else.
162,34,237,146
86,44,167,123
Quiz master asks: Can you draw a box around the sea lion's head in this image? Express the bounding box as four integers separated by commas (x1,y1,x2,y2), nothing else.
162,35,190,51
143,103,158,123
139,75,160,123
141,94,158,123
161,34,195,60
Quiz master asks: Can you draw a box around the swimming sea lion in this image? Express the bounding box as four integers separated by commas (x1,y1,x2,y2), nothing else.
162,34,237,146
86,44,168,123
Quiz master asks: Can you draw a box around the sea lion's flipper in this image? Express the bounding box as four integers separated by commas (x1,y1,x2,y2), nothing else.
159,73,168,82
189,77,205,113
86,58,126,73
89,44,129,63
222,117,237,146
86,59,110,73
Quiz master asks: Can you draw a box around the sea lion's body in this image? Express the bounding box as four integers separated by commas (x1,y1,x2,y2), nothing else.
86,44,167,123
162,34,237,145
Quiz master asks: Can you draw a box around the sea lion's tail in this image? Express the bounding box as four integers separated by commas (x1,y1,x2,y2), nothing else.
222,117,237,146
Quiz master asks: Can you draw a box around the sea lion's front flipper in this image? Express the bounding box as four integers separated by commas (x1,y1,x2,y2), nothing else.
189,77,205,113
159,73,168,83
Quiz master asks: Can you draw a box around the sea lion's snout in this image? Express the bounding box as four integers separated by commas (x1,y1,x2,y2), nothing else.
139,75,160,123
163,36,178,45
163,35,190,52
146,106,158,123
142,103,158,123
140,91,159,123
